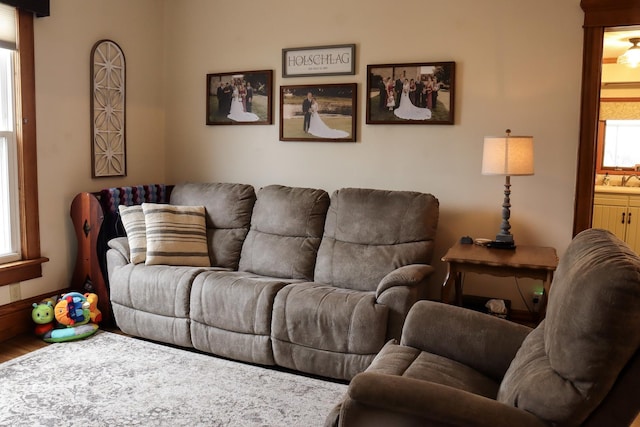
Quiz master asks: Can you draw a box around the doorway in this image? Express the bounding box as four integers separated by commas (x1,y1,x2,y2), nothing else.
573,1,640,236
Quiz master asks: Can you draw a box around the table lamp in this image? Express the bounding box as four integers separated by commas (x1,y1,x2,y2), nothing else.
481,129,534,248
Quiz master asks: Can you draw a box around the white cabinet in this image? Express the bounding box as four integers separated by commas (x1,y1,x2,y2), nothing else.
593,193,640,253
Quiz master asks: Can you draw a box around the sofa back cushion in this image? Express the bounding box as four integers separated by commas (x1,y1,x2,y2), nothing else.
239,185,330,280
170,182,256,269
314,188,439,291
497,229,640,425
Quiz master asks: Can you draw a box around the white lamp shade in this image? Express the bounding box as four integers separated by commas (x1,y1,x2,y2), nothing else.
482,135,534,176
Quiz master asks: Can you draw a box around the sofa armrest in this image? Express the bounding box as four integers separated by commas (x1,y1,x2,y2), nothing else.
107,237,130,263
375,264,434,298
401,300,532,381
375,265,434,341
106,247,130,286
345,372,548,427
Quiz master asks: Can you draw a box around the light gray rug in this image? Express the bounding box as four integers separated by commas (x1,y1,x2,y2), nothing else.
0,331,347,426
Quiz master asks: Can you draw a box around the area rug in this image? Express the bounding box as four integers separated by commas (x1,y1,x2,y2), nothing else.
0,331,347,426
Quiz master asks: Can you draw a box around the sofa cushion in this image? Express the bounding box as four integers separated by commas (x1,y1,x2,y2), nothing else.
142,203,210,267
189,270,294,365
314,188,439,291
497,229,640,425
118,205,146,264
109,263,206,347
367,341,500,399
272,282,389,354
239,185,330,280
170,182,256,269
271,283,389,380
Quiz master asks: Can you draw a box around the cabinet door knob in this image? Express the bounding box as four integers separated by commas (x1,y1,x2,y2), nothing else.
629,212,632,224
622,212,626,224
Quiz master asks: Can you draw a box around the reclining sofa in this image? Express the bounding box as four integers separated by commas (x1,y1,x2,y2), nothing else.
106,182,439,381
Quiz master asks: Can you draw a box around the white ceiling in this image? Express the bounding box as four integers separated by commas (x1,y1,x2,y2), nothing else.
603,27,640,59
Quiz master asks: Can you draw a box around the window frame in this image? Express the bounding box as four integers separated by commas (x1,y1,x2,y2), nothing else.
0,8,47,287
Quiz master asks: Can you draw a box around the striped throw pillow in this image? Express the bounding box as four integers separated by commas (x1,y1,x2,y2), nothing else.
119,205,147,264
142,203,211,267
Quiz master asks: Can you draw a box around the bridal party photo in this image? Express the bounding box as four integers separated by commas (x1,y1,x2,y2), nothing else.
280,83,357,142
206,70,273,125
366,62,455,125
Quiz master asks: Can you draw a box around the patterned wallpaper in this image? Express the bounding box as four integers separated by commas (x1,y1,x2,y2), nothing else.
600,102,640,120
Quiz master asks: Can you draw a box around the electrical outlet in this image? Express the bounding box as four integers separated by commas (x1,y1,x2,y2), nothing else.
532,291,543,313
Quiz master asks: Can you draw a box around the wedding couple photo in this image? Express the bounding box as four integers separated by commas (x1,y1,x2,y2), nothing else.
280,83,357,142
366,62,455,125
206,70,273,125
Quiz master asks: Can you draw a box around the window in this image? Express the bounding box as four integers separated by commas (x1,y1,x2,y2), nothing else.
602,120,640,169
0,47,20,263
0,5,47,287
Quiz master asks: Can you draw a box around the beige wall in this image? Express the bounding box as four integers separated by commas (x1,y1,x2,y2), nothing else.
0,0,165,305
163,0,584,307
0,0,585,310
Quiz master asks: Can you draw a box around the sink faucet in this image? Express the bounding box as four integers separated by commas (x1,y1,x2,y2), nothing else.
622,174,640,186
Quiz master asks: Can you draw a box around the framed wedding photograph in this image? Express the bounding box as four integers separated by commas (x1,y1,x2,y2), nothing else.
366,61,455,125
282,44,355,77
206,70,273,125
280,83,357,142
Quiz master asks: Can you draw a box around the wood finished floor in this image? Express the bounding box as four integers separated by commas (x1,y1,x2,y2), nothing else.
0,332,48,363
1,331,638,426
0,327,122,363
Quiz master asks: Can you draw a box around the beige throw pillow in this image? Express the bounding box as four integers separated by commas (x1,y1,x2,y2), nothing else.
118,205,147,264
142,203,211,267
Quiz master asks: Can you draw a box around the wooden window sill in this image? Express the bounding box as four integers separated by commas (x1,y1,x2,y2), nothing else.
0,257,49,286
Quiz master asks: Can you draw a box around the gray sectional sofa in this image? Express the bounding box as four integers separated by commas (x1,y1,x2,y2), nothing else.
106,182,439,381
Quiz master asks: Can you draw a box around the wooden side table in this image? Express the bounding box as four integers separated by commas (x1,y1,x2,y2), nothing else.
441,242,558,317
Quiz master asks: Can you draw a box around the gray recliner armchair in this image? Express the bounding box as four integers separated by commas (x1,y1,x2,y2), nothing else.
327,228,640,426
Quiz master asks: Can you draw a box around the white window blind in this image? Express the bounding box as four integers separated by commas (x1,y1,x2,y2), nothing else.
0,4,16,51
